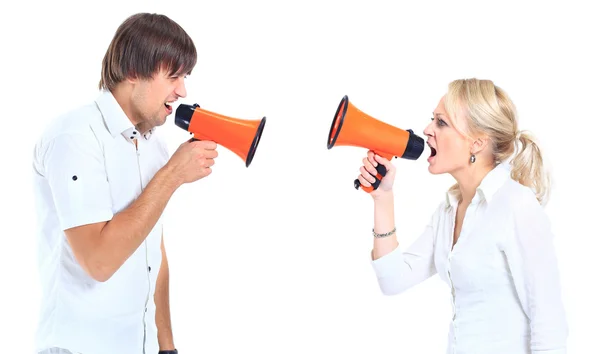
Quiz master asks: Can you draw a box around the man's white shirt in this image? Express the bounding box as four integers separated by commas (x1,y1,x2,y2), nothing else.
32,90,170,354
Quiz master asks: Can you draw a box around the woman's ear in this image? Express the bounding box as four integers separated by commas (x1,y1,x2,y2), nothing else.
470,136,489,155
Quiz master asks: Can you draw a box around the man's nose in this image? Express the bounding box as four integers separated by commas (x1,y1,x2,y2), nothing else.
176,79,187,98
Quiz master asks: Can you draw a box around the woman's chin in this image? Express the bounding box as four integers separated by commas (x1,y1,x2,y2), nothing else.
427,161,444,175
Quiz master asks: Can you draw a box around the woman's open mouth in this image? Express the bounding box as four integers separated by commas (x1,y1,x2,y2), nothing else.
427,142,437,162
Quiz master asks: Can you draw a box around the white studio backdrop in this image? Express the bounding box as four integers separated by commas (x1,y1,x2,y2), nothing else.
0,0,598,353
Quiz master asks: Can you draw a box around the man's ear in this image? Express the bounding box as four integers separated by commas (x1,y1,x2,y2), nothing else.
125,74,139,85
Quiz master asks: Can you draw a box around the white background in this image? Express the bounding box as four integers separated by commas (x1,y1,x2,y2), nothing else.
1,0,598,353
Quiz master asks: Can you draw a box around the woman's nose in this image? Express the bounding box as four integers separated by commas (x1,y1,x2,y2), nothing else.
423,122,433,137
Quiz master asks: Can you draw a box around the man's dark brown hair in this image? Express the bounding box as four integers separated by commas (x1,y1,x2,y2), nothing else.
99,13,197,91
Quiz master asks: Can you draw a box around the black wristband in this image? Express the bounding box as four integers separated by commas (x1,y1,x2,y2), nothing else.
159,350,178,354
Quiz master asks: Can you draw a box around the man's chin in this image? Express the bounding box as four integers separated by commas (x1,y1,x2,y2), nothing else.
154,115,168,127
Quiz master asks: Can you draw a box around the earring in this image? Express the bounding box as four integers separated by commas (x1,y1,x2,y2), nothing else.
470,154,476,163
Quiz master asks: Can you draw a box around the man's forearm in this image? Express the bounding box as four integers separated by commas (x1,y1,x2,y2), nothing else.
92,166,181,280
156,235,175,350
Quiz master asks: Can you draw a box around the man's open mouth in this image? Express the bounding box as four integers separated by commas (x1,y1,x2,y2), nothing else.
164,102,174,114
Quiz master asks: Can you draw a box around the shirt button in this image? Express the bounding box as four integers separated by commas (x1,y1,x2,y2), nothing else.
148,266,151,272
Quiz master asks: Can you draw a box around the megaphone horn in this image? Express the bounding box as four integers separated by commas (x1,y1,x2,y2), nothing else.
327,95,425,193
175,103,267,167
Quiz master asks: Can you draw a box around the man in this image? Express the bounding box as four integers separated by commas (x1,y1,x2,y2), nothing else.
32,13,217,354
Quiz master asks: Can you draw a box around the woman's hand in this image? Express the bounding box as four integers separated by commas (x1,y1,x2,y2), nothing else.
356,150,396,199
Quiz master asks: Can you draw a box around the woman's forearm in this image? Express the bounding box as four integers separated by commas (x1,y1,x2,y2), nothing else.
372,191,399,260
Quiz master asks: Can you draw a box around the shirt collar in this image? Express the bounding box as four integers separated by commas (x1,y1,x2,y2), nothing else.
445,163,510,208
95,90,154,141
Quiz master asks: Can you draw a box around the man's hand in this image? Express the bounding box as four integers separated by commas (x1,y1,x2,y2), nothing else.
163,140,218,186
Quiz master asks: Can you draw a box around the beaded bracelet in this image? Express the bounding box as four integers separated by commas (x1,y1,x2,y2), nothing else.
373,227,396,238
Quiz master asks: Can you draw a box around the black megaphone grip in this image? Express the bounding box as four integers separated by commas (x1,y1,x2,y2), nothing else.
354,164,387,191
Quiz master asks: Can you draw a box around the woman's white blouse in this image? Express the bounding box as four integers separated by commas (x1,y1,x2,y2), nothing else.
371,165,568,354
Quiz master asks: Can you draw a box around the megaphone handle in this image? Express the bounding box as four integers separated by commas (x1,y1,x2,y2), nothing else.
354,164,387,192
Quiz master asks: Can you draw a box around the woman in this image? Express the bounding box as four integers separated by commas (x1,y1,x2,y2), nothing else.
357,78,568,354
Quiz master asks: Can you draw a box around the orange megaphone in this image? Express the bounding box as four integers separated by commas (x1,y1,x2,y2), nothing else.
327,95,425,193
175,103,266,167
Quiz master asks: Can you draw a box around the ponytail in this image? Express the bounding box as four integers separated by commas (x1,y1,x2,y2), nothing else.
509,130,551,205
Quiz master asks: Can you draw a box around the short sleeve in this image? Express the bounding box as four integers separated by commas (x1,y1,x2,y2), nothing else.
44,133,114,230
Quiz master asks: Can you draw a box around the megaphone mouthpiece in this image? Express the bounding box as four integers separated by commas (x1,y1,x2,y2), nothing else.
174,103,200,131
402,129,426,160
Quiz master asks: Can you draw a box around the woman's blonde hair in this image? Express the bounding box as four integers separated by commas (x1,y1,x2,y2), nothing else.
444,78,550,205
